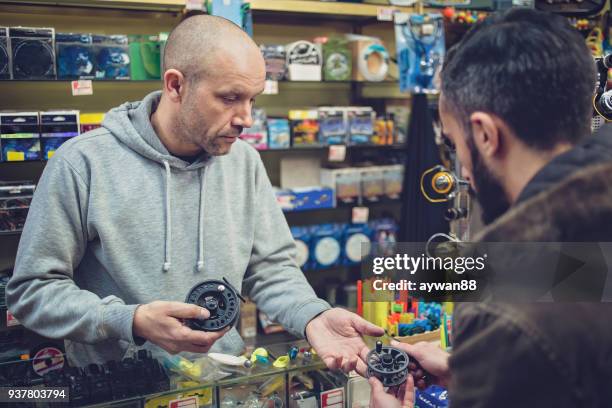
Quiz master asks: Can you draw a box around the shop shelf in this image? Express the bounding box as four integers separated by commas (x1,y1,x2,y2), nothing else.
250,0,415,19
0,230,22,236
3,0,427,17
0,0,185,11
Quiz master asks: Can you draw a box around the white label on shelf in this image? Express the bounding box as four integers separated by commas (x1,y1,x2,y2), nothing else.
263,80,279,95
296,396,317,408
185,0,204,10
377,7,394,21
422,23,435,35
6,310,20,327
352,207,369,224
71,80,93,96
328,145,346,162
169,396,198,408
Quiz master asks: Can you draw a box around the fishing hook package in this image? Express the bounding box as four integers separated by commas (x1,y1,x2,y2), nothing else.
395,13,445,93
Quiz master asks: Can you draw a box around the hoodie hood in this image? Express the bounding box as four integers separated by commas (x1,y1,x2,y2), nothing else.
102,90,212,170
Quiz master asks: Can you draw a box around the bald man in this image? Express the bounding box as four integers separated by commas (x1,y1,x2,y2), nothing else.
7,15,383,369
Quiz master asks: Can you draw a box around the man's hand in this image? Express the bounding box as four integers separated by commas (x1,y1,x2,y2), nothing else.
133,301,228,354
392,340,451,387
369,374,415,408
305,308,384,374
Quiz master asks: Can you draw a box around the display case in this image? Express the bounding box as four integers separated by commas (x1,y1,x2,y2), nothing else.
0,341,350,408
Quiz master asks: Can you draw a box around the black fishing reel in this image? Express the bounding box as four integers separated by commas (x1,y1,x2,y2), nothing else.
184,278,244,332
366,341,410,388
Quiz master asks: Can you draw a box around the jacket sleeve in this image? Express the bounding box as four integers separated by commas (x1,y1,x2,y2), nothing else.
242,158,330,338
6,154,140,345
448,303,572,408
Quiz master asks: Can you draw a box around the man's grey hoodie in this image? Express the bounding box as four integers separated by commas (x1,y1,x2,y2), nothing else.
6,91,330,366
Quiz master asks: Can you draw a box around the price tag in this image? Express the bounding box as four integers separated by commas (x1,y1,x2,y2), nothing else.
321,388,345,408
6,310,20,327
352,206,369,224
263,80,278,95
168,396,198,408
328,145,346,162
377,7,394,21
185,0,205,10
71,80,93,96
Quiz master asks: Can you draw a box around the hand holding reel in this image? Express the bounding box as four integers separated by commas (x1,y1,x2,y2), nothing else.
366,341,410,387
184,278,245,332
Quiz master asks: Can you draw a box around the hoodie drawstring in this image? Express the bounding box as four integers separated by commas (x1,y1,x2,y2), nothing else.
196,168,206,272
161,160,206,273
162,160,172,272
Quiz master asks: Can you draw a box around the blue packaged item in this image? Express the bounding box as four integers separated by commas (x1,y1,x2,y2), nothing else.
318,107,347,145
275,187,334,212
209,0,243,27
93,35,130,80
342,223,373,265
1,139,40,162
310,223,343,270
267,118,290,149
347,107,374,145
415,385,449,408
40,110,80,160
0,112,41,162
56,33,94,79
290,226,311,271
42,138,65,160
395,13,445,93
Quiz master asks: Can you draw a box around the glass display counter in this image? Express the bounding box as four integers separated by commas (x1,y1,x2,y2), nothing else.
0,340,348,408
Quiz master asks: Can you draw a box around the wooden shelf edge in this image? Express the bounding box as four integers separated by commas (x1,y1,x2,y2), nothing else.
0,0,431,17
0,0,185,11
249,0,415,17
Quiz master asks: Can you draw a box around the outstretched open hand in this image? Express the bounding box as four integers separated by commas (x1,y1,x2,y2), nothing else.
305,308,384,374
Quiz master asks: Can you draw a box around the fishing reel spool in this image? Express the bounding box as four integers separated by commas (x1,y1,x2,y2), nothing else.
420,165,468,203
366,341,410,387
185,278,245,332
421,165,470,222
